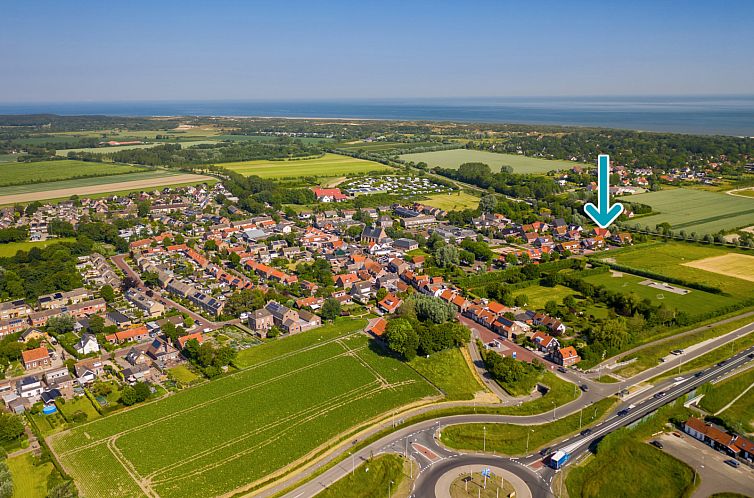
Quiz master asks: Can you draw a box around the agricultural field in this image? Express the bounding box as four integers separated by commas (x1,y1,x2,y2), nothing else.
336,141,440,152
218,153,391,179
420,191,480,211
49,319,437,498
599,241,754,300
0,238,76,258
627,188,754,235
399,149,582,174
683,253,754,283
582,271,731,316
513,284,579,310
0,159,141,187
215,134,334,144
55,140,219,156
0,170,212,206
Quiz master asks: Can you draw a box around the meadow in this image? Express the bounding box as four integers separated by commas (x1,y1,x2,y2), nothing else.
0,238,76,258
408,347,483,400
699,366,754,434
513,284,579,309
49,319,436,498
6,453,55,498
599,241,754,300
217,153,391,179
0,159,141,187
336,141,439,152
399,149,581,174
627,188,754,235
317,454,409,498
420,191,480,211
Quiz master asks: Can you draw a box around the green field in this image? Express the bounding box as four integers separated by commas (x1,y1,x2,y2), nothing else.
628,188,754,235
317,454,409,498
0,159,141,187
55,140,219,156
699,366,754,434
566,437,695,498
7,453,54,498
399,149,582,174
0,238,77,258
582,271,731,316
408,347,484,400
441,397,614,455
513,284,579,310
49,319,436,498
214,135,334,144
600,242,754,300
218,153,391,179
337,141,440,152
420,191,480,211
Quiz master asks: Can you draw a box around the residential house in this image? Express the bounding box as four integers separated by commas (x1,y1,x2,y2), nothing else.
366,317,387,337
22,347,51,370
17,376,44,400
378,293,402,314
553,346,581,367
74,334,100,355
249,309,274,336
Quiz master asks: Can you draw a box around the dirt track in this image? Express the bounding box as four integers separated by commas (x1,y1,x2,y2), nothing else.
0,173,213,204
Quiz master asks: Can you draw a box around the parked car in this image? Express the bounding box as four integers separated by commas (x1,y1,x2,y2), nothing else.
558,367,567,373
650,440,664,449
724,459,740,468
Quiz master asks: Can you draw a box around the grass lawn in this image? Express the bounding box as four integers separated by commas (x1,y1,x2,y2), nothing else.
399,149,582,174
566,437,695,498
512,285,578,310
337,141,438,152
57,395,101,423
420,191,480,211
596,375,619,383
441,397,614,456
6,453,54,498
168,365,201,385
0,159,141,186
627,188,754,235
317,454,409,498
614,315,754,378
218,153,391,179
49,318,436,498
409,347,484,400
583,270,732,316
600,242,754,299
0,238,76,257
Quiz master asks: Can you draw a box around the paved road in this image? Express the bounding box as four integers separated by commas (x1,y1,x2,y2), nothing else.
657,432,754,498
593,310,754,371
275,343,754,498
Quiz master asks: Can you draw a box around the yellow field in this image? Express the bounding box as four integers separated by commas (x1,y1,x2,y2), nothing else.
217,153,390,178
683,253,754,282
421,191,480,211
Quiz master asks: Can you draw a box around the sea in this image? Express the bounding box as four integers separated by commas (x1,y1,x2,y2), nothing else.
1,95,753,137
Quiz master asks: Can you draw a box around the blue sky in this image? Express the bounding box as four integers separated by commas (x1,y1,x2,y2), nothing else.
2,0,753,102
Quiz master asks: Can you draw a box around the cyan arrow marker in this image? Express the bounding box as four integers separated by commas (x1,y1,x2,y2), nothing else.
584,154,624,229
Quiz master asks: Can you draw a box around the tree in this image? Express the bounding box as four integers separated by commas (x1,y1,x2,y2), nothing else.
87,314,105,335
376,288,388,301
136,200,151,217
321,298,342,321
478,194,497,213
514,294,528,307
0,414,24,442
544,300,559,316
384,319,419,360
46,314,75,335
435,244,460,268
120,386,138,406
0,461,12,498
99,284,115,303
412,295,456,324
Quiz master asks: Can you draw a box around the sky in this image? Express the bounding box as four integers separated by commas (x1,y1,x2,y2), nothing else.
2,0,753,102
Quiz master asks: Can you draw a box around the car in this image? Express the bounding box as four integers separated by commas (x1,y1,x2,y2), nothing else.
672,431,682,438
694,371,704,377
558,367,567,373
539,447,551,456
580,384,589,392
659,357,666,363
671,349,683,355
654,391,666,399
650,440,664,449
718,360,727,366
580,428,592,436
724,459,740,468
748,353,754,359
617,409,629,416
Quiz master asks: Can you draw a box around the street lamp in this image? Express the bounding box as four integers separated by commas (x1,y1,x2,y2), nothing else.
483,426,487,452
526,428,534,454
388,480,394,498
552,401,556,421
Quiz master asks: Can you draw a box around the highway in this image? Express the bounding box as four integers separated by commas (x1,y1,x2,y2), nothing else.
272,340,754,498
